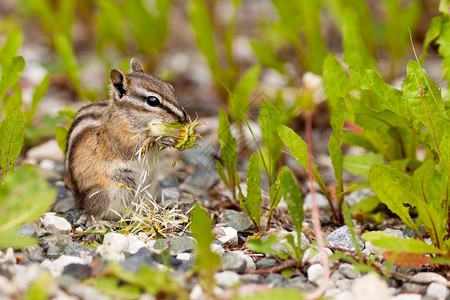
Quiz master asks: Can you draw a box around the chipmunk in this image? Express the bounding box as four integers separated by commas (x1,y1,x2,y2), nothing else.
66,58,190,220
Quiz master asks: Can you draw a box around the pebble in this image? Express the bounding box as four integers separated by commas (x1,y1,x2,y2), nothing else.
62,263,92,280
64,242,96,259
391,294,422,300
222,252,247,273
239,274,260,284
214,226,238,246
214,271,240,289
26,139,65,162
339,263,361,279
189,284,205,300
210,243,225,256
256,258,276,269
126,235,146,254
345,188,375,206
41,213,73,234
121,248,157,273
302,246,333,264
154,237,196,256
96,244,126,262
102,233,129,252
383,228,404,238
351,273,390,300
47,245,62,259
220,209,256,232
307,263,324,285
303,192,330,210
161,187,180,202
17,224,38,237
176,253,193,261
325,225,364,251
426,282,449,299
41,255,90,277
403,272,449,294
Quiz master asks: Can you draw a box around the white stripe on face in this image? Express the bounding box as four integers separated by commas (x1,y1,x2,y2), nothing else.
133,87,185,120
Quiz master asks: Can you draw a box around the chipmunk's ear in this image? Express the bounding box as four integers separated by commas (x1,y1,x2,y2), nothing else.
130,58,144,73
110,69,129,99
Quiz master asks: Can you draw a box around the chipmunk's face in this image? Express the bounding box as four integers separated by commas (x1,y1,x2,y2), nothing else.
110,58,190,147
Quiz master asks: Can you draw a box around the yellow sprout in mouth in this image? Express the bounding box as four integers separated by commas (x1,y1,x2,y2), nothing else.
148,117,205,151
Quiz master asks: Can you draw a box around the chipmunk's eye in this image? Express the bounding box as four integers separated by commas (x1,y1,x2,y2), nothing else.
146,96,161,107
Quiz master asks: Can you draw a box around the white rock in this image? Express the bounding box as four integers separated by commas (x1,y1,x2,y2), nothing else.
364,241,383,255
307,263,324,285
210,243,225,257
241,252,256,271
302,246,332,264
214,271,240,289
126,235,146,254
383,228,404,238
216,226,238,246
176,253,193,261
102,232,128,252
40,255,88,277
0,275,19,296
26,139,64,162
41,213,72,234
13,263,46,291
410,272,448,284
329,290,353,300
426,282,449,299
390,294,421,300
0,247,16,265
281,231,310,250
351,273,390,300
189,284,205,300
304,193,330,210
96,245,126,262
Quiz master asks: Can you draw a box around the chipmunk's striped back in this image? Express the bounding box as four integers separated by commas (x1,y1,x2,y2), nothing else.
66,58,189,220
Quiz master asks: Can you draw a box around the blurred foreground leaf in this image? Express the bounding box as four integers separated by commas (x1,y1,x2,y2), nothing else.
0,107,24,178
0,56,25,102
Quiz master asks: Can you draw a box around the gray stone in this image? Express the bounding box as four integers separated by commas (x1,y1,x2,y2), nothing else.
62,263,92,280
339,263,361,279
17,224,38,237
210,243,225,257
121,248,157,273
214,271,240,289
326,225,364,251
161,187,180,202
383,228,404,238
264,273,284,287
47,245,62,259
222,252,246,273
427,282,449,299
181,170,219,196
303,192,330,210
345,188,375,206
41,255,90,277
351,273,390,300
220,210,256,232
335,278,354,291
154,237,196,256
215,226,238,246
41,213,72,234
64,242,96,259
53,197,75,213
286,275,315,292
26,248,45,262
180,139,218,168
403,272,448,294
239,274,260,284
40,234,72,250
256,258,276,269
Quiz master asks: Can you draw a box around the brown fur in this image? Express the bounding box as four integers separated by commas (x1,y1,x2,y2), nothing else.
66,58,189,220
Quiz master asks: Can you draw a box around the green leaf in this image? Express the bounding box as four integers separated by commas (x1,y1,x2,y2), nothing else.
268,176,282,217
350,66,404,117
362,231,443,254
403,60,449,152
439,0,449,15
0,233,37,249
55,126,68,155
54,33,80,90
233,288,302,299
343,203,362,261
439,127,450,215
0,107,24,178
191,205,220,296
350,195,380,214
342,131,378,153
343,9,377,70
188,0,219,73
323,55,352,110
329,136,343,197
217,108,237,194
330,98,347,144
277,125,331,202
0,56,25,101
343,153,383,178
246,236,281,256
24,75,50,125
250,40,285,73
245,153,262,229
0,166,56,248
230,65,261,123
421,17,442,62
278,166,303,257
0,27,24,67
368,164,421,238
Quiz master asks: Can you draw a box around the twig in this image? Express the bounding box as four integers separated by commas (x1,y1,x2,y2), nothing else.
304,112,330,300
244,259,299,274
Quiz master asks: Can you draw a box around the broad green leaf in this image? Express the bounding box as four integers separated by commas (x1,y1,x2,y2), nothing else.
342,131,378,153
188,0,219,73
268,175,282,212
277,125,332,202
368,164,421,237
343,9,377,71
54,33,80,90
0,27,24,67
421,17,442,62
350,195,380,214
343,153,383,178
0,56,25,101
0,166,56,247
245,153,262,228
230,65,261,123
55,126,68,155
323,55,352,110
0,108,24,178
278,166,303,256
3,84,22,117
403,60,448,152
246,236,281,257
190,205,220,296
350,66,404,117
329,136,343,198
362,231,443,254
439,127,450,217
330,98,347,144
215,160,229,188
440,0,449,15
0,234,37,249
24,75,50,125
